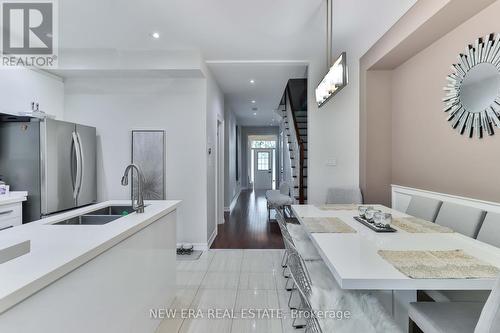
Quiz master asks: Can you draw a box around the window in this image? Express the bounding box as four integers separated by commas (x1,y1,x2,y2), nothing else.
251,140,276,149
257,152,270,171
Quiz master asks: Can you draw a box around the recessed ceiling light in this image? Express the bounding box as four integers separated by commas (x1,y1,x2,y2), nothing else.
253,112,257,116
151,32,160,39
250,79,255,84
251,100,256,104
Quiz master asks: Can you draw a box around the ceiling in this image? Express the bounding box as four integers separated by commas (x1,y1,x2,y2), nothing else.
59,0,324,60
57,0,415,126
208,62,307,126
58,0,323,126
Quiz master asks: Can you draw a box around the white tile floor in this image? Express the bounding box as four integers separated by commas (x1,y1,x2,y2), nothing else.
157,249,305,333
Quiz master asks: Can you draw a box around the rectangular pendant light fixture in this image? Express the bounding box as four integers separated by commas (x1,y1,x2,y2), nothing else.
315,0,348,108
315,52,348,107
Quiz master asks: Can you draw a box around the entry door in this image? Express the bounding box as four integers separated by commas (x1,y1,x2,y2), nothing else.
254,149,273,190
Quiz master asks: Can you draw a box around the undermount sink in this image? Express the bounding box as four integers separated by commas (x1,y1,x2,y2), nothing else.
86,205,137,216
0,240,30,264
53,215,123,225
51,205,143,226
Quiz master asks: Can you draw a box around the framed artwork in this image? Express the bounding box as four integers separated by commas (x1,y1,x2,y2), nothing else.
131,130,166,200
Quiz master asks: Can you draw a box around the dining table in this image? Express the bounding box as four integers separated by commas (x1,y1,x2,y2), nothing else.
291,204,500,332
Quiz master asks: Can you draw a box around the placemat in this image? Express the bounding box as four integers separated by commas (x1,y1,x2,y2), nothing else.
317,204,360,211
392,217,454,233
378,249,500,279
302,217,357,233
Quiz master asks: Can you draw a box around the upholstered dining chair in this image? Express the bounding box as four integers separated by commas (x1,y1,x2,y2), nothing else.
410,277,500,333
424,203,488,303
476,212,500,248
434,202,485,238
325,187,363,205
405,195,442,222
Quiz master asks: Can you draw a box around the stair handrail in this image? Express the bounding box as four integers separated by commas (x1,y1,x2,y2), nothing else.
286,85,305,204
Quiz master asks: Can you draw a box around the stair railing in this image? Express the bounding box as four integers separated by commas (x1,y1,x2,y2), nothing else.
286,85,305,204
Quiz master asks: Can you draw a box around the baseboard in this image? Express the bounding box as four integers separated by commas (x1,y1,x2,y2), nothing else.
225,188,242,213
207,228,217,249
176,227,217,252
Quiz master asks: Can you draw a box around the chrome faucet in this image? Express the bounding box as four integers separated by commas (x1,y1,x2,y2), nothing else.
121,164,145,213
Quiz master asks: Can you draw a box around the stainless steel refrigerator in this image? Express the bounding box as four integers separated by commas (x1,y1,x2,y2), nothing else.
0,118,97,223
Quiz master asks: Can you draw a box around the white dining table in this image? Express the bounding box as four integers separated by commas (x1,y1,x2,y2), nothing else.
291,204,500,332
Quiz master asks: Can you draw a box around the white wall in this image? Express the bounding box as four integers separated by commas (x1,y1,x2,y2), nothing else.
224,106,241,209
306,0,416,204
63,77,209,246
205,70,224,241
0,68,64,120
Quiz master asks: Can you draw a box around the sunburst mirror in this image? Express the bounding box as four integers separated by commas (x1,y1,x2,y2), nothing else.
444,33,500,138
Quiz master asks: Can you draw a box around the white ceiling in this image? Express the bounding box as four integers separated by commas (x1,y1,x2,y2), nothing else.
332,0,417,56
57,0,415,126
59,0,324,60
208,62,307,126
58,0,323,126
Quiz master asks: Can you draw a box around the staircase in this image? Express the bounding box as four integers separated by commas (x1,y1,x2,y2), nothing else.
279,79,308,204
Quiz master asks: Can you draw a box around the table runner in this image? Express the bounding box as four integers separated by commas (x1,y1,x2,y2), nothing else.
392,217,454,233
302,217,357,233
378,249,500,279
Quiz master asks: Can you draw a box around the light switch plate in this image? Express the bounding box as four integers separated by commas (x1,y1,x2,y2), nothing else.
326,159,337,166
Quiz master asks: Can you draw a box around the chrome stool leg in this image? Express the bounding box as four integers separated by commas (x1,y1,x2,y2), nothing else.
288,288,301,310
292,316,306,329
285,276,294,291
292,307,307,329
281,250,288,268
282,264,289,278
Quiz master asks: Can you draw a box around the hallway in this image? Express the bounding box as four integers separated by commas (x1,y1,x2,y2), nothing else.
211,190,284,249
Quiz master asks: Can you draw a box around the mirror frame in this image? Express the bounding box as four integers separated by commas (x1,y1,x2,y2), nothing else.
444,33,500,138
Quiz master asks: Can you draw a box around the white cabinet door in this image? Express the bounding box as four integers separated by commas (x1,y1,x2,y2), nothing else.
0,202,23,229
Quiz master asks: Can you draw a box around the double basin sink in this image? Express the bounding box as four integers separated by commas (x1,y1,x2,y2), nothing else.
0,205,140,265
53,205,137,225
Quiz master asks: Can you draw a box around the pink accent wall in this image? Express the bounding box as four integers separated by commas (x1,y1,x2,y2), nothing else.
360,0,500,205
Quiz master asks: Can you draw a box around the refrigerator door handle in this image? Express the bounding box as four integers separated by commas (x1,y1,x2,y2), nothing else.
76,131,84,198
72,132,82,200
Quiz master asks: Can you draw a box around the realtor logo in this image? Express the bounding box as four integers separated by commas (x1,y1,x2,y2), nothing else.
1,0,58,67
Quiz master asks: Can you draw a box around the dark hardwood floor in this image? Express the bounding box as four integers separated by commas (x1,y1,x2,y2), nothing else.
211,189,284,249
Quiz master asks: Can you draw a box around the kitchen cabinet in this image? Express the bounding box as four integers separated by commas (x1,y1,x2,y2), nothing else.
0,192,28,229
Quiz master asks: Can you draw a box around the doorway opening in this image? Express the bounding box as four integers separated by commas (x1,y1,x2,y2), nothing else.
248,135,277,191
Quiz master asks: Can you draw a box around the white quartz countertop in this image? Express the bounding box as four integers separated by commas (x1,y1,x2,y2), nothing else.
0,200,181,314
0,192,28,205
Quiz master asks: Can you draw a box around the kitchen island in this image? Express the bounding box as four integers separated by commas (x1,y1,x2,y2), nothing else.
0,200,180,333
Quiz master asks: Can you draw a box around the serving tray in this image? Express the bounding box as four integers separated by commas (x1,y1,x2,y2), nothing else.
353,217,397,233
